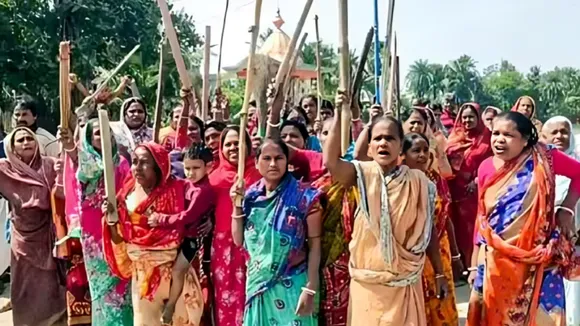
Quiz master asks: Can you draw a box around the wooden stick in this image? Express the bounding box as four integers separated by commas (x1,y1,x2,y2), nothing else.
156,0,192,89
153,38,167,143
381,0,396,103
267,0,314,136
235,0,263,204
395,55,401,121
338,0,350,155
216,0,229,89
202,26,211,121
283,33,308,101
351,27,374,103
59,42,71,130
314,15,323,121
98,110,119,224
385,33,397,116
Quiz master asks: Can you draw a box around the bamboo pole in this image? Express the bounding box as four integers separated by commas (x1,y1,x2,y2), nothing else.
59,42,71,130
314,15,323,121
395,55,401,121
235,0,263,205
338,0,350,155
381,0,396,103
98,110,119,224
351,27,374,102
152,38,167,143
283,33,308,101
373,0,382,104
202,26,211,121
215,0,229,90
385,33,397,116
267,0,314,136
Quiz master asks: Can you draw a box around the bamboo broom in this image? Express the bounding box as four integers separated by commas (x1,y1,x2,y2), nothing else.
235,0,263,206
267,0,314,137
338,0,350,155
314,15,323,121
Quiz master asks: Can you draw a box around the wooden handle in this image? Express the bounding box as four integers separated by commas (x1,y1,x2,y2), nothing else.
314,15,323,121
98,110,119,224
157,0,192,89
59,42,71,131
153,38,167,144
338,0,351,155
216,0,230,89
236,0,263,181
385,33,397,116
202,26,211,121
381,0,396,103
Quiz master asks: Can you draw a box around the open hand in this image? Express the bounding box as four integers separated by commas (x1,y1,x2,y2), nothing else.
295,291,315,317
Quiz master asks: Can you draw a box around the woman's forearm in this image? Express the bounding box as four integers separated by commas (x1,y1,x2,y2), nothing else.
437,153,453,179
445,219,460,256
426,225,444,275
353,125,370,161
306,237,320,291
231,206,244,246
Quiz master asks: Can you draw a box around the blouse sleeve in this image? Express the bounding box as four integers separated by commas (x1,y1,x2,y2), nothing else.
552,149,580,194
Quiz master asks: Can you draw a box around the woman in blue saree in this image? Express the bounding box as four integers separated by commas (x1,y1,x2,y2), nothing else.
230,139,323,326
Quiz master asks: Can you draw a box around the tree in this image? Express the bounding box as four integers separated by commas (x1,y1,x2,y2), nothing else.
406,59,433,99
0,0,202,129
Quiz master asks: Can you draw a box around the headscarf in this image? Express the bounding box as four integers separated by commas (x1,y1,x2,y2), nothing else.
511,96,543,130
76,118,119,195
4,126,51,189
120,97,153,144
209,127,261,190
446,102,492,172
482,106,502,117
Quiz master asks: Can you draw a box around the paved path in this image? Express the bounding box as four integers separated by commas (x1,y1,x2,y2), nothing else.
0,283,472,325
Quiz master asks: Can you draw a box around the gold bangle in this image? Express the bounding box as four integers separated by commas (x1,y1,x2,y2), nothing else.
231,213,245,220
435,274,446,279
64,144,77,153
301,287,316,296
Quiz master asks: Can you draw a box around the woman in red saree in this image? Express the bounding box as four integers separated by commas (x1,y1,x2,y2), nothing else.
446,103,493,266
103,142,204,325
209,126,261,326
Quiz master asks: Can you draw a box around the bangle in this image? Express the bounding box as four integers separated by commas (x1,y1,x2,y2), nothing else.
467,267,478,272
231,213,245,220
267,120,282,128
556,206,575,216
451,254,461,261
64,144,77,153
435,274,446,279
301,287,316,296
351,117,361,122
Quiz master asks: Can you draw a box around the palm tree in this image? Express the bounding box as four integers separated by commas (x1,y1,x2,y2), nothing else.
427,63,445,100
406,59,433,99
444,55,480,102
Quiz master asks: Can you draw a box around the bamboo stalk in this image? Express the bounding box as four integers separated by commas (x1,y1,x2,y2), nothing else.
98,109,119,224
283,33,308,101
314,15,323,121
385,33,397,116
59,42,71,131
235,0,263,204
267,0,314,136
338,0,350,155
153,38,167,143
92,45,140,100
351,27,374,101
381,0,396,103
395,55,401,121
202,26,211,121
156,0,192,89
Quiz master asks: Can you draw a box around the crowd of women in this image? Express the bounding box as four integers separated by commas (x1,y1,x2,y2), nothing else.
3,86,580,326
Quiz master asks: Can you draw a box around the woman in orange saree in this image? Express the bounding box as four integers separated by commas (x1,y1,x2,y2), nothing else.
467,112,580,326
103,142,204,326
446,103,493,266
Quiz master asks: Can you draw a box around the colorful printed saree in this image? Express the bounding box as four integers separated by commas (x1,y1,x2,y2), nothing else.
242,174,322,326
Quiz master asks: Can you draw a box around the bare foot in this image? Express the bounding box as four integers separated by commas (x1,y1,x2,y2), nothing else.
161,303,176,325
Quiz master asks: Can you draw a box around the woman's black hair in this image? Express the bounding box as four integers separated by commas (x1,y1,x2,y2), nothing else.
284,105,311,126
367,116,404,143
256,138,290,160
495,111,539,149
431,103,443,112
407,107,428,124
184,143,213,164
220,125,252,157
300,94,317,107
402,132,430,154
280,120,309,144
321,99,335,111
424,108,436,129
190,115,205,141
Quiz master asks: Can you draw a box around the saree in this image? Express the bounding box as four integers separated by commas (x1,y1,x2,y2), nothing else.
471,146,568,326
103,142,204,326
446,103,492,265
311,173,358,326
72,121,134,325
209,134,261,326
0,127,66,325
423,169,458,326
242,174,322,325
348,162,435,326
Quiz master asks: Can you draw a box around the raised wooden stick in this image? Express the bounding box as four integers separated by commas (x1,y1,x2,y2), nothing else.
314,15,323,121
351,27,374,103
153,38,167,143
381,0,396,103
235,0,263,204
98,110,119,224
202,26,211,121
215,0,229,90
59,42,71,131
267,0,314,137
385,33,397,116
283,33,308,101
338,0,350,155
395,55,401,121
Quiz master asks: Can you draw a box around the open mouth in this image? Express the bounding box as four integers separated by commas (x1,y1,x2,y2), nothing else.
494,145,506,154
377,150,389,157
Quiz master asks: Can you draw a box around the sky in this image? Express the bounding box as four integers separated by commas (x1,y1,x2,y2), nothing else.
175,0,580,80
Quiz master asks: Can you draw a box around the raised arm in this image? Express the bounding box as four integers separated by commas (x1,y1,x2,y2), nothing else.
323,92,356,188
353,124,371,161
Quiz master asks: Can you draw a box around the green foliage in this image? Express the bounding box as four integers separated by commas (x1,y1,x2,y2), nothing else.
405,56,580,121
0,0,202,130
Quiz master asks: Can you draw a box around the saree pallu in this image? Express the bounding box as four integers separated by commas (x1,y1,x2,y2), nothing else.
311,173,358,326
348,162,435,326
242,175,322,326
471,147,569,326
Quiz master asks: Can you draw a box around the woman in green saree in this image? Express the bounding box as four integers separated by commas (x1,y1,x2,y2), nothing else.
230,139,323,325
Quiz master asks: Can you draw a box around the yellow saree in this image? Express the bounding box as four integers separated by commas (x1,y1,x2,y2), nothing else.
348,162,435,326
